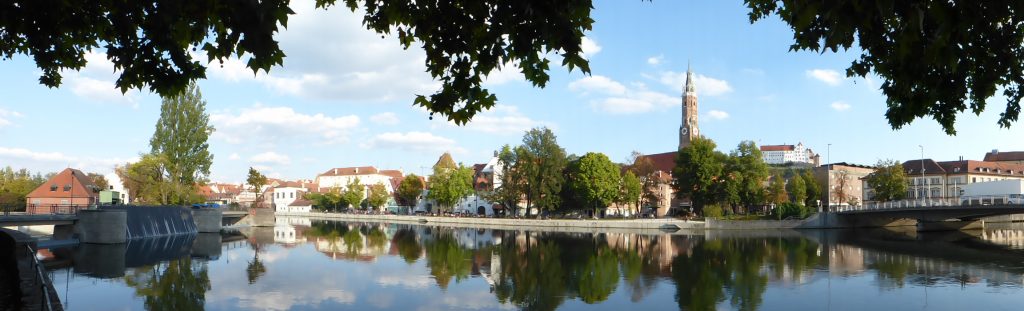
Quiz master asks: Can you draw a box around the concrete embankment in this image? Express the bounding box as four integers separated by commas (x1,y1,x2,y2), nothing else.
276,211,704,231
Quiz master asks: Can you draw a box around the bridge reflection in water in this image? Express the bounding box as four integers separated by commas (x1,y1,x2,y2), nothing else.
33,219,1024,311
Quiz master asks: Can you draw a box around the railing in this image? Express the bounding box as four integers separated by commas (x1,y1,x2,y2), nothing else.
26,244,55,311
837,195,1023,213
26,204,85,215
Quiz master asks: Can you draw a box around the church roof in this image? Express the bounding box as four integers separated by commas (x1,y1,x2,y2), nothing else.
434,152,456,170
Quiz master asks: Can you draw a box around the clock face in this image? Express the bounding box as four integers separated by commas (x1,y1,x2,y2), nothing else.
681,127,688,135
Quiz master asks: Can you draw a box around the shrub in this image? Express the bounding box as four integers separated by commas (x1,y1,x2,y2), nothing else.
702,204,724,218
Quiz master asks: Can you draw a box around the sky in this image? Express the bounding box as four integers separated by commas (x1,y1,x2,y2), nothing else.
2,1,1023,183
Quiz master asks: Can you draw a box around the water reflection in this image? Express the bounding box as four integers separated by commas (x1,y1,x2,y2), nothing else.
37,220,1024,310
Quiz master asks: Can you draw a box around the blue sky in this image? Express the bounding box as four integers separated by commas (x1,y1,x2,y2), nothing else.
2,0,1023,183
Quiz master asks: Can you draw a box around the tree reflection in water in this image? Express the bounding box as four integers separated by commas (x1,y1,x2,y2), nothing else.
123,257,211,311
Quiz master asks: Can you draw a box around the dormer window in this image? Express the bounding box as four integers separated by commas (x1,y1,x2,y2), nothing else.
50,184,57,191
954,167,960,173
63,184,71,191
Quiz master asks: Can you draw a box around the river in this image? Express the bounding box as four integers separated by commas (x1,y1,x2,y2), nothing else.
38,218,1024,310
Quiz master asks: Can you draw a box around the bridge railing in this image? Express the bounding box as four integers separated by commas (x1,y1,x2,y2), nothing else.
838,195,1022,213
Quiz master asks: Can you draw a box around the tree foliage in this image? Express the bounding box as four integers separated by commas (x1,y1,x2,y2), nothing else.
342,177,365,209
2,1,593,125
246,167,268,208
397,174,425,207
566,152,620,216
119,154,172,204
519,127,568,216
673,137,724,214
626,150,659,210
427,164,474,211
0,167,48,212
866,159,908,202
787,173,807,207
150,83,215,188
766,173,788,205
367,182,390,210
619,171,643,213
746,0,1024,134
730,141,769,208
802,170,821,207
487,145,525,216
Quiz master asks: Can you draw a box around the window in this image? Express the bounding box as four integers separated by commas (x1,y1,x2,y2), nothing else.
50,184,57,191
973,177,977,183
60,199,69,205
290,192,293,199
63,184,71,191
930,177,941,185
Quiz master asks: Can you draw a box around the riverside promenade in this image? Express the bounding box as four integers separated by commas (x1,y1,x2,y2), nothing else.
275,211,706,231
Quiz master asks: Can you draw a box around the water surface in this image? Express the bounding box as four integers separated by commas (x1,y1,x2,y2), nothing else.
40,218,1024,310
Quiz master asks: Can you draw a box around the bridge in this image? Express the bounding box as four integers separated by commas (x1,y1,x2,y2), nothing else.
830,195,1024,230
0,209,249,227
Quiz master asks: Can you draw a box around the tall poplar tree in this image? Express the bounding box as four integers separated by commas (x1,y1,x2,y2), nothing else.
150,82,215,203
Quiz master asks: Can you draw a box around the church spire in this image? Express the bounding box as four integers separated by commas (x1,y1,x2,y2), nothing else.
684,62,696,95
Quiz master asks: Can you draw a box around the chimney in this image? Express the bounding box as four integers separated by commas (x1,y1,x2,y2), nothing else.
355,167,359,174
334,168,338,175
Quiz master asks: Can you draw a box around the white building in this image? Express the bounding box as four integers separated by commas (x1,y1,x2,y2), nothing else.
760,142,818,165
272,186,308,213
315,166,402,195
103,172,131,203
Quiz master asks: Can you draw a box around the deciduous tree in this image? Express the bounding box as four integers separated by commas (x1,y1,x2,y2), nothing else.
566,152,620,218
367,182,390,211
619,171,643,216
246,167,268,208
787,173,807,207
673,137,724,215
427,164,474,212
866,159,908,202
150,83,215,203
342,177,365,209
397,174,425,207
519,127,568,217
746,0,1024,134
766,173,788,205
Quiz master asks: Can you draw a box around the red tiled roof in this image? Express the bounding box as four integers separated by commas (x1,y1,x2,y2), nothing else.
984,151,1024,162
640,151,677,174
289,199,313,206
26,168,99,199
379,170,403,179
937,160,1024,176
319,166,379,176
760,145,795,152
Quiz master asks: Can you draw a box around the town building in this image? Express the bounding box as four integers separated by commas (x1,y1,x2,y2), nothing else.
760,143,820,166
812,162,876,210
103,172,131,204
984,150,1024,165
315,166,400,195
25,168,100,214
472,155,503,192
860,157,1024,204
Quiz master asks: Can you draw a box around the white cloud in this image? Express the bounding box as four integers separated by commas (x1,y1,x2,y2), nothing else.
250,151,291,165
0,147,135,174
708,110,730,120
59,50,142,107
456,105,549,135
581,37,601,58
370,112,400,125
205,0,438,102
568,75,627,95
807,69,843,86
229,153,241,160
0,147,76,162
647,55,664,65
482,62,524,85
210,105,361,145
831,101,852,111
0,108,23,127
570,76,676,114
658,71,733,96
362,132,462,154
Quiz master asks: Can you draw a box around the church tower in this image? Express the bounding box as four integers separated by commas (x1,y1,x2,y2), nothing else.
679,65,699,150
